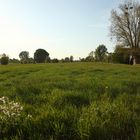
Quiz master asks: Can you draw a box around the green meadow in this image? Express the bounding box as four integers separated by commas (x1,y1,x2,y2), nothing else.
0,62,140,140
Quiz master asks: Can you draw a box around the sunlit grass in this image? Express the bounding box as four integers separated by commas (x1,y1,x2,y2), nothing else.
0,62,140,140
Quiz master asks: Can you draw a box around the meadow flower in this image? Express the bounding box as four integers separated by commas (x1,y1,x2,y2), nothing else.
0,96,24,121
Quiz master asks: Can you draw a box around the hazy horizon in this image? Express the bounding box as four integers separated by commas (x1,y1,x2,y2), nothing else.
0,0,123,60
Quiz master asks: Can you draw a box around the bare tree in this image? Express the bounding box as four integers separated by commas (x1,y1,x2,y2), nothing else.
110,0,140,49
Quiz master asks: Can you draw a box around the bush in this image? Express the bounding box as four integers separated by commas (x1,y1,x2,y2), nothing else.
0,56,9,65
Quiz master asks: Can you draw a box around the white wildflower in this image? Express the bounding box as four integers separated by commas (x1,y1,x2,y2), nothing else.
0,96,24,121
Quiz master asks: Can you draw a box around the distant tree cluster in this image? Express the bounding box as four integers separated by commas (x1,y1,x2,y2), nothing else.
0,47,76,65
80,45,108,62
18,49,74,64
79,0,139,65
18,49,49,64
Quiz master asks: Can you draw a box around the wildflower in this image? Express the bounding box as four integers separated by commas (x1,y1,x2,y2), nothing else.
0,96,24,121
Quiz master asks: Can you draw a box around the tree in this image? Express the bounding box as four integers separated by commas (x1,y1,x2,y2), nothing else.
64,57,70,62
46,56,51,63
0,54,9,65
19,51,29,64
34,49,49,63
110,0,140,63
95,45,107,61
70,56,74,62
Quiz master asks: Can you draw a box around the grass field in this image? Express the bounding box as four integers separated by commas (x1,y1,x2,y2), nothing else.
0,62,140,140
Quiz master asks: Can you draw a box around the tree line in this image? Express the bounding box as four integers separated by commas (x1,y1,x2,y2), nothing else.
0,43,139,65
0,45,108,65
0,48,75,65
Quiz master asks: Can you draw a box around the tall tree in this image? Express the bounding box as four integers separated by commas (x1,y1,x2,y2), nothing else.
95,45,107,61
34,49,49,63
19,51,29,63
110,0,140,49
70,56,74,62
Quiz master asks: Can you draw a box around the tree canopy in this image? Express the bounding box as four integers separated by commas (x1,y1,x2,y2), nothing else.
34,49,49,63
0,54,9,65
95,45,107,61
19,51,29,63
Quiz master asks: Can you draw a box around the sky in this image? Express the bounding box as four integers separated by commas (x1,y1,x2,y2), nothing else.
0,0,124,60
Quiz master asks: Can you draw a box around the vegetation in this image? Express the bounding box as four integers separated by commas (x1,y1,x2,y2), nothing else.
110,0,140,48
34,49,49,63
19,51,29,64
110,0,140,64
1,0,140,139
95,45,107,62
0,62,140,140
9,58,20,64
0,54,9,65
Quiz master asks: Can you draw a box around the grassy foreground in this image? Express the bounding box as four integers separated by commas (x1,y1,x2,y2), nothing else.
0,62,140,140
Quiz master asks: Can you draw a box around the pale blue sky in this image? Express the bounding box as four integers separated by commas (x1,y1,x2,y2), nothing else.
0,0,123,59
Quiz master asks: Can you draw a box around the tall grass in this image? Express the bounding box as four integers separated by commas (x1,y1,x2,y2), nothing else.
0,63,140,139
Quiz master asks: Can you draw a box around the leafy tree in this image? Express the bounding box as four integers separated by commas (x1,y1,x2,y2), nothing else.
0,54,9,65
95,45,107,61
70,56,74,62
34,49,49,63
19,51,29,64
64,57,70,62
